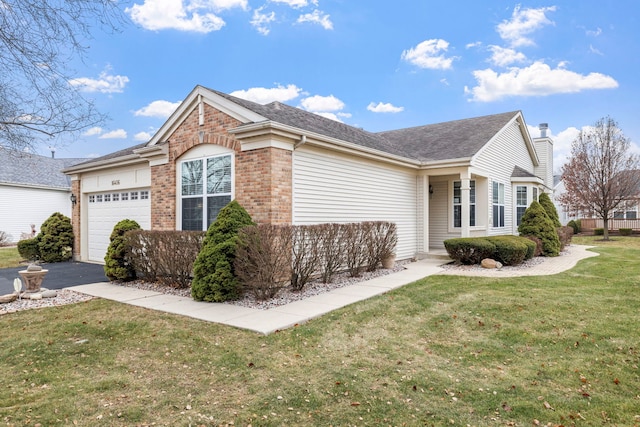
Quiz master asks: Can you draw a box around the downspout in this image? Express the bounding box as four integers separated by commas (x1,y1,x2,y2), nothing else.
294,134,307,149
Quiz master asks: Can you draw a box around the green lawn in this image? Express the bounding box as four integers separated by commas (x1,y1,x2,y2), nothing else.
1,238,639,426
0,246,21,268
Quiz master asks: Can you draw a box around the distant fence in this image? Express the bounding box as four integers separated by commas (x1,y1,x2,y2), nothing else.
580,218,640,231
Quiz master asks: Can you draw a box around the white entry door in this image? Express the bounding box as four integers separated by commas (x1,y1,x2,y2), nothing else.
86,189,151,262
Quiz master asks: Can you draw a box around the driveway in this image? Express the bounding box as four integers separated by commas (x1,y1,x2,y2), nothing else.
0,262,108,295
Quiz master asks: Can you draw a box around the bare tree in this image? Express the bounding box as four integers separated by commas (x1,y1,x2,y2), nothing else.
0,0,124,152
559,116,640,240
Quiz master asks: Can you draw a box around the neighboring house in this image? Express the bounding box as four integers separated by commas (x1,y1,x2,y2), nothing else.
0,149,85,243
63,85,554,263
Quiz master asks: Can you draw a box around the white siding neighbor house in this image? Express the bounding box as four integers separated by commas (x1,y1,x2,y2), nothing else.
0,149,85,243
64,85,554,263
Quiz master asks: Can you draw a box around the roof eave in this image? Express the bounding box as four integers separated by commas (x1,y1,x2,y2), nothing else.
62,155,147,175
230,121,422,169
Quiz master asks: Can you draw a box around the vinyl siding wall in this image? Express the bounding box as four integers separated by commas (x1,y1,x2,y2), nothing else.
292,146,417,260
0,185,71,243
473,121,535,236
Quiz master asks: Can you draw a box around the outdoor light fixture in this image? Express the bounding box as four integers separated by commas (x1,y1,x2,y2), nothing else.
429,184,434,195
70,193,77,206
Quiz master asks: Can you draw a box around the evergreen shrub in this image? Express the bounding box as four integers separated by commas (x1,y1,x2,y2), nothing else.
37,212,73,262
619,228,633,236
17,237,40,261
104,219,141,281
539,192,562,227
191,200,254,302
594,228,604,236
567,219,580,234
444,238,495,265
486,235,530,266
518,201,561,256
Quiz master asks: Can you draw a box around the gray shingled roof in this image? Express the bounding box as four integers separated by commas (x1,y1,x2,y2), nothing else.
512,166,537,178
66,88,522,170
377,111,519,162
0,149,86,189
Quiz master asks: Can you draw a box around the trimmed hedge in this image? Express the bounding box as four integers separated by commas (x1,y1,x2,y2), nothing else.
17,237,40,261
444,238,495,265
567,219,581,234
444,235,536,266
594,228,604,236
619,228,633,236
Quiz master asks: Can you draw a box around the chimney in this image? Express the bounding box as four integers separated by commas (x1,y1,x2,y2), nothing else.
49,146,56,159
539,123,549,138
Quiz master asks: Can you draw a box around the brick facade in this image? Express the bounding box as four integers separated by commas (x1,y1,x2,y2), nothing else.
150,103,292,229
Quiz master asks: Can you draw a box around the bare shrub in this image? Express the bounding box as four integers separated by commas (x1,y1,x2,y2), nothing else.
316,223,345,283
344,223,368,277
0,231,11,247
235,224,291,300
290,225,320,291
365,222,398,271
126,230,205,288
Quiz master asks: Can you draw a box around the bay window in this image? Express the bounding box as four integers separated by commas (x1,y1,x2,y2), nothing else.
492,181,505,228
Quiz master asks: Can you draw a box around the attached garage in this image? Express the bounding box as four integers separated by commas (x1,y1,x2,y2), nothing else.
86,189,151,262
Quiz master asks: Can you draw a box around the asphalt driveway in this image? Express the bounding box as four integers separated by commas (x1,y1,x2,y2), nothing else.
0,262,108,295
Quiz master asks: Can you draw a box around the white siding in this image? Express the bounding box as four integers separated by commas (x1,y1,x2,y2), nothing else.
0,185,71,243
293,146,417,260
473,121,535,236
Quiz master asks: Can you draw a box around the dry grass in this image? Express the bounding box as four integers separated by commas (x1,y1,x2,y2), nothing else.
1,239,639,426
0,246,22,268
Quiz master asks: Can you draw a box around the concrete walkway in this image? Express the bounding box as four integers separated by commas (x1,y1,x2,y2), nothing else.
68,245,598,335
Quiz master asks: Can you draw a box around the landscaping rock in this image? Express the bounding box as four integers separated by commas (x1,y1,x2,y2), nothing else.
0,293,17,304
41,290,58,298
481,258,503,269
29,293,43,300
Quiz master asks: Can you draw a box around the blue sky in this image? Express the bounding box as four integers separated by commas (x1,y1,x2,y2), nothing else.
49,0,640,173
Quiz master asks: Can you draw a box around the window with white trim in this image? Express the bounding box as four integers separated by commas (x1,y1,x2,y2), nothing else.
121,192,129,201
104,193,111,202
492,181,505,228
112,193,119,202
533,187,538,202
130,191,139,200
180,154,232,231
516,186,527,226
453,180,476,227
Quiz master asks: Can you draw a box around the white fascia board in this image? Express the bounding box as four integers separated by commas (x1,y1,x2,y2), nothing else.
0,182,70,192
420,157,473,170
512,176,545,184
147,85,266,147
62,156,147,175
230,121,421,169
133,144,169,166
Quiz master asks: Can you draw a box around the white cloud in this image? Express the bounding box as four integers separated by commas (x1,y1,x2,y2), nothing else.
586,27,602,37
69,70,129,93
367,102,404,113
466,41,482,49
134,100,181,118
270,0,313,8
497,5,556,47
488,45,527,67
82,127,103,137
528,124,580,172
126,0,233,33
231,84,302,104
99,129,128,139
297,9,333,30
300,94,344,112
401,39,456,70
134,131,153,141
465,61,619,102
589,44,603,55
251,6,276,35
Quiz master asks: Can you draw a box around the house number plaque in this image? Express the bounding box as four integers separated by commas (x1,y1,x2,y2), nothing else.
112,180,120,185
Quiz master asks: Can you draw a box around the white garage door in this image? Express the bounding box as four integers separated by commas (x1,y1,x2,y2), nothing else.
87,189,151,262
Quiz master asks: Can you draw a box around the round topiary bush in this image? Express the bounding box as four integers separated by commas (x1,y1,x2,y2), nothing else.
17,237,40,261
191,200,254,302
518,201,561,257
37,212,74,262
104,219,141,281
486,235,530,266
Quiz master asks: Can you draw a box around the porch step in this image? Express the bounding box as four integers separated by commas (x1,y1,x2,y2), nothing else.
423,250,452,262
